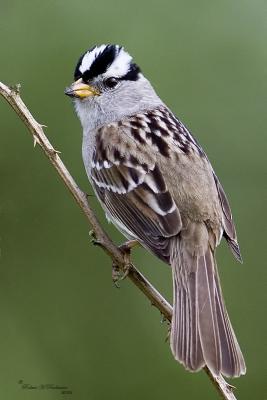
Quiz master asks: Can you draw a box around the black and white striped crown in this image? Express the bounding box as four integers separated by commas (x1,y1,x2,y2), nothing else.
74,44,141,82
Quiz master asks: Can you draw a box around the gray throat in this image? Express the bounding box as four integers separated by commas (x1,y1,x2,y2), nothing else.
75,76,163,134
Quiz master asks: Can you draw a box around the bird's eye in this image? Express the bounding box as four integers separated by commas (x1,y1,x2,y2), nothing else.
105,77,119,88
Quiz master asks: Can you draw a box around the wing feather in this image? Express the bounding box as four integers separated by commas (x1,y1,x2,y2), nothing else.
213,173,242,262
90,125,182,262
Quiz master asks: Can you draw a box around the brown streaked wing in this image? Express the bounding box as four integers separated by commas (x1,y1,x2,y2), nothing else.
91,125,182,262
94,181,181,263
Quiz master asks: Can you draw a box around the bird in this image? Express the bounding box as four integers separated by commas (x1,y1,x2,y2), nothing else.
65,44,246,377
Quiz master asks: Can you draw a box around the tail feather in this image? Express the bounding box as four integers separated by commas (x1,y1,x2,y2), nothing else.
213,263,246,376
170,231,246,377
187,269,203,370
197,251,221,375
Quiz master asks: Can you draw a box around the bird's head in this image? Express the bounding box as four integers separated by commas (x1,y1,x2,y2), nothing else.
65,44,161,129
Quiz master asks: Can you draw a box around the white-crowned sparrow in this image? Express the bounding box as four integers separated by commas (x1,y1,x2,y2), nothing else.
65,44,246,377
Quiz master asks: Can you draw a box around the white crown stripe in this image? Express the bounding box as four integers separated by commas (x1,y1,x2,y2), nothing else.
79,45,107,74
79,45,133,79
104,50,132,78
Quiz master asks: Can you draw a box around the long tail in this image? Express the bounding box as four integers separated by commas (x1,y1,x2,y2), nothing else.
170,227,246,377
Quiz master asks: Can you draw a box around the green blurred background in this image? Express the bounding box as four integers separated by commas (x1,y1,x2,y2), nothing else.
0,0,266,399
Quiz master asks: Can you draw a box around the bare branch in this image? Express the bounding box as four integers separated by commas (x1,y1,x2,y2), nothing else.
0,81,238,400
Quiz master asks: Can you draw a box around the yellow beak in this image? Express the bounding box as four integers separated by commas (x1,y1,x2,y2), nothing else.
64,78,100,99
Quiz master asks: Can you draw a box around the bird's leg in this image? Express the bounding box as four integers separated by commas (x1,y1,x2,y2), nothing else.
89,231,139,287
119,239,140,254
112,240,139,287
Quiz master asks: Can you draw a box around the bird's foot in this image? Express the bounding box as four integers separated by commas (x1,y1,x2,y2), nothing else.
112,262,131,288
112,240,139,287
112,263,131,289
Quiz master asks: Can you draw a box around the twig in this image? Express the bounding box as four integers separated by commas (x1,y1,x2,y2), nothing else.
0,81,238,400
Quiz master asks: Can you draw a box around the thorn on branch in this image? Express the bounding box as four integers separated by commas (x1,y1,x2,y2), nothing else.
161,315,167,324
33,135,40,147
10,83,21,95
226,382,236,392
165,329,170,343
89,229,103,247
91,239,103,247
89,229,97,241
47,147,61,158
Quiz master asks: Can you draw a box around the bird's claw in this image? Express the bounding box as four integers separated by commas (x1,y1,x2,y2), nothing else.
111,240,138,287
112,262,131,288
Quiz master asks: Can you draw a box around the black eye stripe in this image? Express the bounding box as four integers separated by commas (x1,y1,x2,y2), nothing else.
119,63,140,81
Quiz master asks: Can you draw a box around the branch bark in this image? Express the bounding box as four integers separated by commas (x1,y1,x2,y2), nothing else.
0,81,238,400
